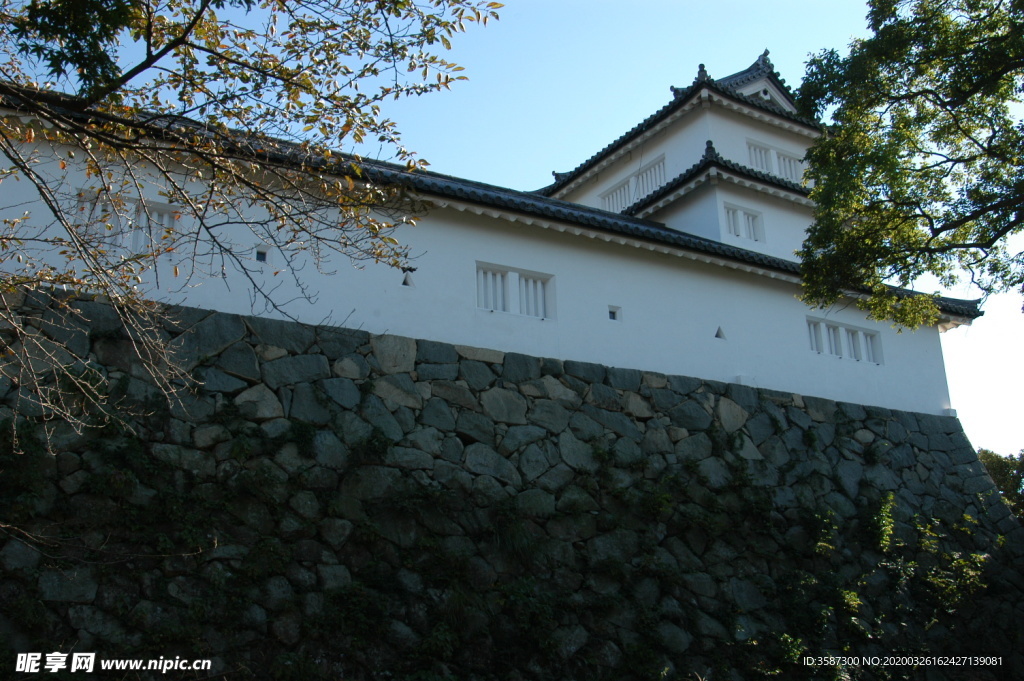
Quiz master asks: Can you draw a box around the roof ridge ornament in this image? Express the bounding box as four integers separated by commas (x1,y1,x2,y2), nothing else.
757,49,772,69
670,63,712,99
703,139,721,161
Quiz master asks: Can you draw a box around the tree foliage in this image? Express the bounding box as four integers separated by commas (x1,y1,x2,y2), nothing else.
798,0,1024,326
978,448,1024,519
0,0,499,439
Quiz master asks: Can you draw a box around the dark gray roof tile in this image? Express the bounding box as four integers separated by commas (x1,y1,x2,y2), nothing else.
541,56,819,198
622,140,809,216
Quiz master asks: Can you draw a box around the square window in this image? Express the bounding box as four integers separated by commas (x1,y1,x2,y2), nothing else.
608,306,621,321
255,249,268,263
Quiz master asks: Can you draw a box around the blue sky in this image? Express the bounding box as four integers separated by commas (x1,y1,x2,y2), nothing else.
378,0,1024,454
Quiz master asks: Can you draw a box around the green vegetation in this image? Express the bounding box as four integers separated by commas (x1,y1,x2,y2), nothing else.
979,449,1024,519
798,0,1024,326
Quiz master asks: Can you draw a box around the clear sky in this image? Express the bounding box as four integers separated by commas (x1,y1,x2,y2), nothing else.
375,0,1024,455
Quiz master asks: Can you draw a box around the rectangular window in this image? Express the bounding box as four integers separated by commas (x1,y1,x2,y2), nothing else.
602,180,632,213
726,207,741,237
519,275,547,318
826,325,843,357
600,157,665,213
76,190,177,253
634,158,666,198
864,333,882,363
807,317,883,364
807,320,823,353
748,143,773,173
777,153,804,182
477,263,553,319
724,204,763,242
747,141,806,184
477,267,508,312
845,329,863,361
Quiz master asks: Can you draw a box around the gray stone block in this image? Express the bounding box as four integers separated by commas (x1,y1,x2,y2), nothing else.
586,383,621,410
235,384,284,420
316,327,368,359
216,341,261,381
373,374,423,410
529,400,570,433
419,397,456,430
456,411,495,445
170,312,246,370
668,400,712,431
262,354,330,390
464,443,520,486
416,363,459,381
198,366,248,394
319,377,360,409
0,539,41,571
499,425,547,455
481,387,528,424
582,405,642,441
606,367,641,391
246,316,315,354
502,352,541,382
564,360,605,384
415,339,458,364
516,488,555,517
359,396,404,442
39,569,97,603
431,380,480,411
371,334,416,374
459,360,496,391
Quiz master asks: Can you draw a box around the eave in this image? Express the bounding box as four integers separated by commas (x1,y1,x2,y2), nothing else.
625,142,813,218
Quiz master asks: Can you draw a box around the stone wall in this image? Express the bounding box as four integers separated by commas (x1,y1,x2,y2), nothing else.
1,295,1023,680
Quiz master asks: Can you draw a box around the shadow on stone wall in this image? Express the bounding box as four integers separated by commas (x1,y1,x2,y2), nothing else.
1,296,1022,680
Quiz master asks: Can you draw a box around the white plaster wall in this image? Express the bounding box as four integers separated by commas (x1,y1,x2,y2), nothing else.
710,184,811,261
0,141,954,415
644,185,721,243
643,182,810,262
705,106,811,170
137,204,951,414
559,107,713,209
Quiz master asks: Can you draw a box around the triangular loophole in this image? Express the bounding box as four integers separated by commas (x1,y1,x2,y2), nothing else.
402,273,414,287
715,327,726,340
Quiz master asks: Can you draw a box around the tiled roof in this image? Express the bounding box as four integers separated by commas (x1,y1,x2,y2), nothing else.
3,84,979,321
540,57,819,198
622,141,809,216
362,160,981,321
716,50,800,107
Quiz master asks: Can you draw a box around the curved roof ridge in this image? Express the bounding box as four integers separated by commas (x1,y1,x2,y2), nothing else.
716,49,800,107
542,59,818,198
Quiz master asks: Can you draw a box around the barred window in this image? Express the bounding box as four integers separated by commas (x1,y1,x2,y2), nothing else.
807,318,882,364
476,263,553,319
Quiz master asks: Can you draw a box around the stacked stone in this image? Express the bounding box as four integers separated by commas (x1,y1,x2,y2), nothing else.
1,299,1022,680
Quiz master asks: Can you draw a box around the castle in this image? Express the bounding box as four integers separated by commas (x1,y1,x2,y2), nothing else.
0,52,980,415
